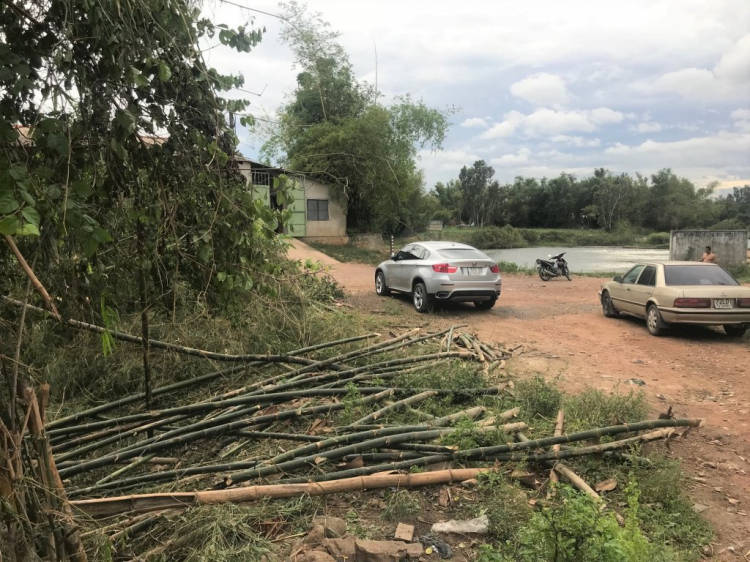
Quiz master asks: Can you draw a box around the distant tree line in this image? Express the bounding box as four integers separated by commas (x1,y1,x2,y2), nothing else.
428,160,750,233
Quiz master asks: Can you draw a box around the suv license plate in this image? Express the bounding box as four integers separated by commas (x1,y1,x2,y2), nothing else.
714,299,732,309
463,267,484,275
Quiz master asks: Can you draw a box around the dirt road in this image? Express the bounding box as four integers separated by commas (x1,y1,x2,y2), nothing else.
296,241,750,554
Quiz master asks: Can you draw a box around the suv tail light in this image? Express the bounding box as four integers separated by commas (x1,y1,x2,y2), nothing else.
432,263,458,274
738,298,750,308
673,298,711,308
490,264,500,274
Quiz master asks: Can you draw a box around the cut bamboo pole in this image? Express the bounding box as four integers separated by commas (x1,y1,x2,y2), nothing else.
71,468,492,518
431,406,485,426
3,237,61,321
352,390,438,425
46,332,380,430
96,454,156,486
23,386,87,561
1,297,350,369
550,410,565,486
58,390,395,479
454,418,702,460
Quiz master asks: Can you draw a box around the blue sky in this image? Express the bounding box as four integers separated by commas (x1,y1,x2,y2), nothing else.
202,0,750,196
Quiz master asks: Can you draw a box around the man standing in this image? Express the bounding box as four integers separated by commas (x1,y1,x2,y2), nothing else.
700,246,717,263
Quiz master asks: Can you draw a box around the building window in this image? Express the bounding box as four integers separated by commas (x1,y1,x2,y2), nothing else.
307,199,329,221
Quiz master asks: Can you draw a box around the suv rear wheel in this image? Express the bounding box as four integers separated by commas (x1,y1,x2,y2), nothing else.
375,271,390,296
412,282,434,313
474,298,497,310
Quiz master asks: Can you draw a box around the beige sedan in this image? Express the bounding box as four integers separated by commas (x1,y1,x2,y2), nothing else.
599,262,750,337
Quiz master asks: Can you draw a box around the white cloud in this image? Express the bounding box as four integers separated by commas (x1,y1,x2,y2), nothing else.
634,122,663,133
460,117,490,128
731,108,750,132
638,34,750,101
714,34,750,84
481,107,623,139
604,131,750,169
491,147,533,167
550,135,601,147
510,73,570,106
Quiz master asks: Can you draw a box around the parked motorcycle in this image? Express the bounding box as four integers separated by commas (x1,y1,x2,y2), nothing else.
536,252,572,281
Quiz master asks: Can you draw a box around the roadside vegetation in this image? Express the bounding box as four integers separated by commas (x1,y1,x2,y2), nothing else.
307,241,389,266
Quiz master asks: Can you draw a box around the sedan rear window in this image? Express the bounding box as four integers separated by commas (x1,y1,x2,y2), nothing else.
437,248,487,259
664,265,739,286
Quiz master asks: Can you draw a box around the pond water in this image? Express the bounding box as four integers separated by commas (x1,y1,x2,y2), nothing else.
484,246,670,273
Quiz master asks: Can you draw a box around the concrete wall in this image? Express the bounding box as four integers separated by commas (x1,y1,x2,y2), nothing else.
303,178,346,238
669,230,748,266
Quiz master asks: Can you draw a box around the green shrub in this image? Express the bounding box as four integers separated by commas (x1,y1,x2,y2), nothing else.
646,232,670,245
472,472,533,543
468,226,528,249
501,483,678,562
515,376,562,419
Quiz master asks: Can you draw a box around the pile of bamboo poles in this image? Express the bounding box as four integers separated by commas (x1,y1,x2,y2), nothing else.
6,323,704,557
38,327,700,508
43,327,495,494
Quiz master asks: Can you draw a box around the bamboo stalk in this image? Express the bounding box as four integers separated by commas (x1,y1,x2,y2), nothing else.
550,410,565,486
453,418,703,460
431,406,485,426
3,237,61,321
23,386,87,561
96,454,156,486
70,459,263,498
489,428,677,463
71,468,491,518
58,390,395,479
52,387,406,440
46,333,380,431
352,390,438,425
1,297,355,369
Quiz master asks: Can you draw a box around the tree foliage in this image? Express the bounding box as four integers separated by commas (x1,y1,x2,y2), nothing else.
0,0,288,317
260,1,454,234
431,163,747,233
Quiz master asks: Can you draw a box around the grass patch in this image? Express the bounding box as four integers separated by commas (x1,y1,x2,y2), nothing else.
563,387,649,433
383,490,421,521
307,242,388,265
727,263,750,283
515,376,563,420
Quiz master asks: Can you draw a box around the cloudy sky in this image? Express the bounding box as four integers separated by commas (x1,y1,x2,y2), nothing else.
202,0,750,195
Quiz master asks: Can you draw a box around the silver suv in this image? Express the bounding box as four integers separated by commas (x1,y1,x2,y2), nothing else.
375,241,502,312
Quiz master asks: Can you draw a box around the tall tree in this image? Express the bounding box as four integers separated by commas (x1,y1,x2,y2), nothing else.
458,160,500,227
260,1,453,234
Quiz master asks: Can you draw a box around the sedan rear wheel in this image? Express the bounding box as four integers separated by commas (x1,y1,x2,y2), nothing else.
601,291,618,318
412,282,434,313
375,271,390,296
724,324,747,337
646,304,666,336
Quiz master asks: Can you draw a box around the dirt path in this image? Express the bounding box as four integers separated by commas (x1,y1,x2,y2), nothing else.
306,253,750,554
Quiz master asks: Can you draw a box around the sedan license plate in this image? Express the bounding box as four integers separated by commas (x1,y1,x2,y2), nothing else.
463,267,484,275
713,299,733,309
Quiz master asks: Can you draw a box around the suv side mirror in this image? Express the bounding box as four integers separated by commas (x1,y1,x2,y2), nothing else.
391,252,396,260
613,275,623,283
